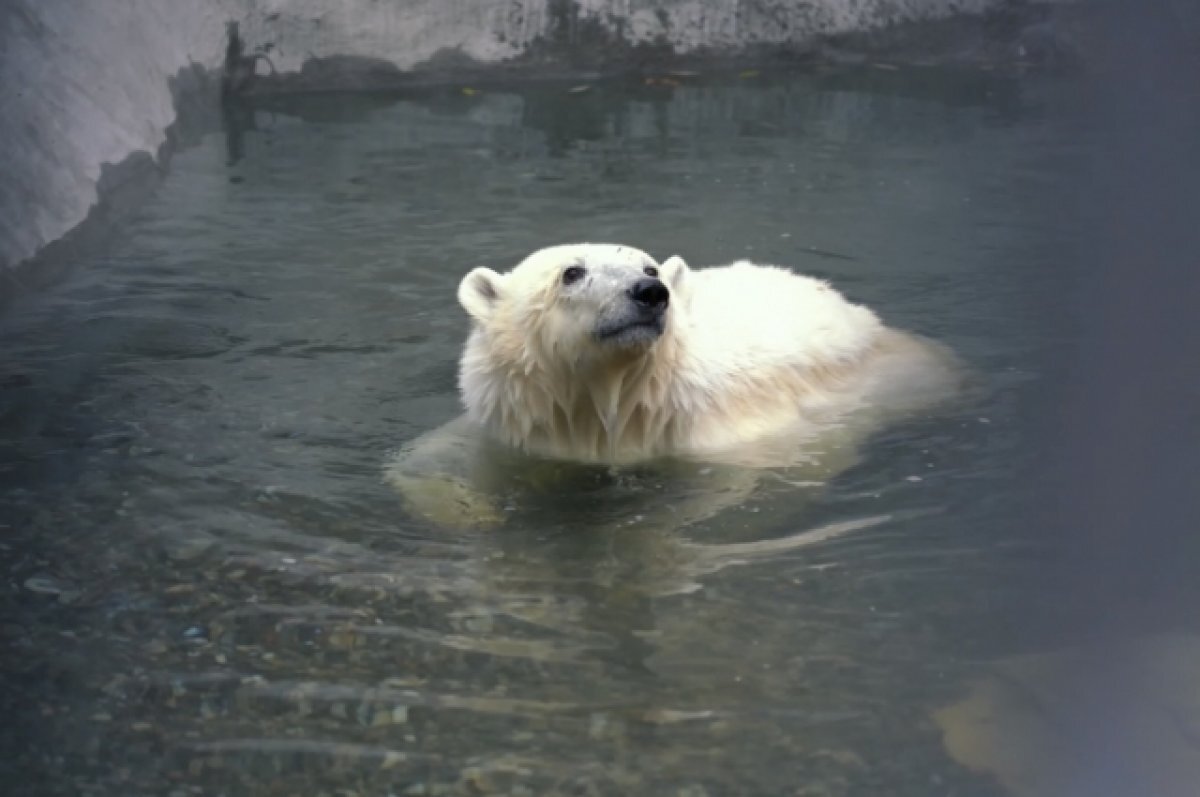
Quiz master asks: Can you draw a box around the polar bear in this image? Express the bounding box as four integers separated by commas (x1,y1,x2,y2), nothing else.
386,243,959,531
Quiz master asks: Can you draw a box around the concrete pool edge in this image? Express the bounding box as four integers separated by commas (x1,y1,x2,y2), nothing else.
0,63,227,310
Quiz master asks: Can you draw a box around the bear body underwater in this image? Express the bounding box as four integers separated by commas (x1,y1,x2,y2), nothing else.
388,244,959,529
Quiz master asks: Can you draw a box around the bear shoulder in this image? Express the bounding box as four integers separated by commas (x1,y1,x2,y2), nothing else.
678,260,884,374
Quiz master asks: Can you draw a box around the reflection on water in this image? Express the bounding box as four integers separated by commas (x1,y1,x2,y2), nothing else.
0,69,1114,795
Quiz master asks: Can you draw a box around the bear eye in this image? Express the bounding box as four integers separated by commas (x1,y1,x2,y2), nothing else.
562,265,586,285
643,265,659,278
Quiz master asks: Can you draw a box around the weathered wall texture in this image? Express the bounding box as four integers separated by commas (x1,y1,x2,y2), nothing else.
1,0,1068,281
231,0,999,74
0,2,240,281
0,3,236,278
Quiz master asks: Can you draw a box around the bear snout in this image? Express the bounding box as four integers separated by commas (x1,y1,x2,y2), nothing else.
629,277,669,311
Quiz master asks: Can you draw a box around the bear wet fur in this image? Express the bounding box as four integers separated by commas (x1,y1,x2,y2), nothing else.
387,243,960,529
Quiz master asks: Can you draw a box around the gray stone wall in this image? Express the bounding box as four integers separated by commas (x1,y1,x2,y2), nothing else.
230,0,997,74
1,1,236,282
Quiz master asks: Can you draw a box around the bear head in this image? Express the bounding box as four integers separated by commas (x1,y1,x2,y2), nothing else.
457,244,690,367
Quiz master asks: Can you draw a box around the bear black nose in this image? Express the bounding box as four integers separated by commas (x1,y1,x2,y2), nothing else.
629,277,669,310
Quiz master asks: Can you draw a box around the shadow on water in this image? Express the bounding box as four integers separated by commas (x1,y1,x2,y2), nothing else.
2,52,1196,796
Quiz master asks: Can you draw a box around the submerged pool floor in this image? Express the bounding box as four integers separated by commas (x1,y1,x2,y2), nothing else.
2,70,1179,795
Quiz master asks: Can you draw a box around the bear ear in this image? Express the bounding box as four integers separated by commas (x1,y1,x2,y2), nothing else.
458,267,505,322
659,255,690,291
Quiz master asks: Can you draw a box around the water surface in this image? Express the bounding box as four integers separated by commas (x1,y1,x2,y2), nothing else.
2,70,1099,795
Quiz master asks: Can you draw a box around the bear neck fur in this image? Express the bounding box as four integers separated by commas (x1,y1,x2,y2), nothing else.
458,312,887,465
459,315,688,463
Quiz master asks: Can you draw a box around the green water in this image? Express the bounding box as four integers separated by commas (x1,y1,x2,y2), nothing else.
2,70,1090,795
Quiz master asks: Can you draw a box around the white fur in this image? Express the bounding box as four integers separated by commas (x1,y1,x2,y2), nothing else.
386,243,958,530
454,243,939,465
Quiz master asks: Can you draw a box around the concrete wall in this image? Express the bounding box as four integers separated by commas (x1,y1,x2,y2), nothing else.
1,0,1065,282
231,0,997,74
0,2,238,283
